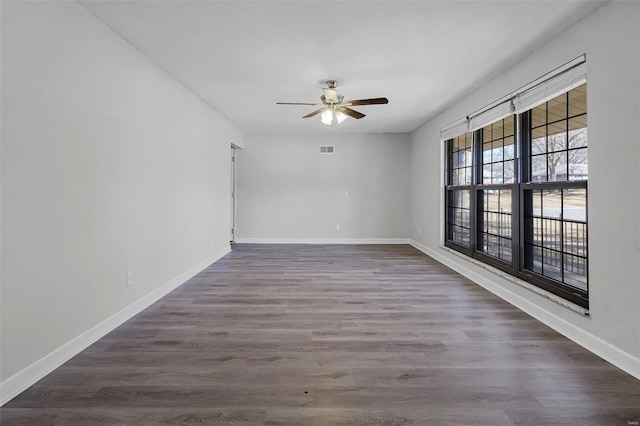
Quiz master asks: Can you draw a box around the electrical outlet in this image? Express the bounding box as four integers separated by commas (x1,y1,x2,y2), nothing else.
126,271,134,287
211,236,215,246
336,224,340,231
418,227,422,235
344,191,349,198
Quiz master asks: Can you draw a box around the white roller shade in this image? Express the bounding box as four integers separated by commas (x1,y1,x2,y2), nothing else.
469,99,514,131
441,55,585,140
441,118,469,141
515,56,586,113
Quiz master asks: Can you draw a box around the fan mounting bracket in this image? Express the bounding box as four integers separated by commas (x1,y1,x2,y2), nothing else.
326,80,338,89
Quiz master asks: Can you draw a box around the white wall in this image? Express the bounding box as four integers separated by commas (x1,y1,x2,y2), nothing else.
237,133,410,241
411,1,640,370
0,0,242,389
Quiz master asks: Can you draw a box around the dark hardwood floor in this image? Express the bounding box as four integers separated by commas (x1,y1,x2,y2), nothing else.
2,244,639,425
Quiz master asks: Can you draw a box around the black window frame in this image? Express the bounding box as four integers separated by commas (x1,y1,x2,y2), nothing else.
445,132,474,254
474,116,518,272
444,86,589,309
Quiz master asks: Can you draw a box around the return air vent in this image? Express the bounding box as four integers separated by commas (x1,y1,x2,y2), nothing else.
319,145,335,154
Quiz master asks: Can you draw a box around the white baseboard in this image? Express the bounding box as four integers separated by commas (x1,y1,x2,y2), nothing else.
235,238,410,244
409,239,640,380
0,245,231,406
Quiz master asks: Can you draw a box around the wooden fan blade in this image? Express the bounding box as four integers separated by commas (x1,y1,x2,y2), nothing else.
303,108,326,118
340,107,365,119
344,97,389,106
277,102,319,105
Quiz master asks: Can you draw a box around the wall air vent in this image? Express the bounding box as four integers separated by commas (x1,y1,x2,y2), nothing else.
319,145,335,154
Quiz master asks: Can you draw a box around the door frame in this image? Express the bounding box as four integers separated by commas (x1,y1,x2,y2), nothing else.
230,146,238,242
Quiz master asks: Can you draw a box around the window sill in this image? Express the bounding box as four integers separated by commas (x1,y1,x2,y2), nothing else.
439,245,589,316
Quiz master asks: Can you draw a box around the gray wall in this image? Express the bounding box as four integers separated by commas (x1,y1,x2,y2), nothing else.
410,1,640,358
1,1,242,381
237,133,410,241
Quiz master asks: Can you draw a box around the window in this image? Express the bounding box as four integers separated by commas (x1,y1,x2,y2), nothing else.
443,63,588,308
523,188,588,290
445,132,473,249
481,117,516,185
477,116,516,265
447,189,471,248
522,84,588,293
528,84,588,182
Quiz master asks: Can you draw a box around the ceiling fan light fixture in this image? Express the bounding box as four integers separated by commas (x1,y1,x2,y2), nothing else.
320,109,333,125
277,80,388,125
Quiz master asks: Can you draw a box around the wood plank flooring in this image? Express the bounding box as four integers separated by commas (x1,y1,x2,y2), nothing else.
2,244,639,425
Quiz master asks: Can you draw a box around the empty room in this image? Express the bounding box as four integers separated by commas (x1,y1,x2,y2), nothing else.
1,1,639,425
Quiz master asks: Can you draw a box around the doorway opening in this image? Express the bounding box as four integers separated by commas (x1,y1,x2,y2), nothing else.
230,146,237,242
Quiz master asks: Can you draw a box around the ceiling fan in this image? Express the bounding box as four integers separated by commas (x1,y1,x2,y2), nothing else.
276,80,388,125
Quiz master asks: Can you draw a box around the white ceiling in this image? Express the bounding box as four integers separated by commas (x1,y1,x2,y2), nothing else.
79,1,605,134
